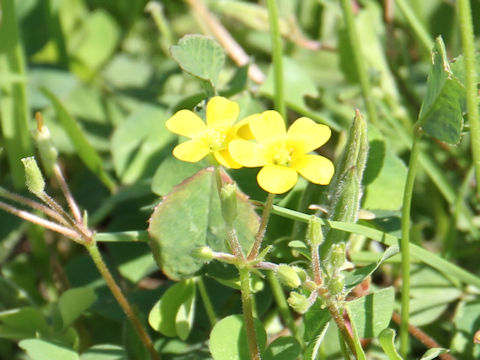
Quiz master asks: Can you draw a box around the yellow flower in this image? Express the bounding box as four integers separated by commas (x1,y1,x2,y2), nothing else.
165,96,248,168
229,111,334,194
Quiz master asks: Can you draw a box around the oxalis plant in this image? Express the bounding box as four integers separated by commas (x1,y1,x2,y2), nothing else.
1,33,473,359
1,2,480,359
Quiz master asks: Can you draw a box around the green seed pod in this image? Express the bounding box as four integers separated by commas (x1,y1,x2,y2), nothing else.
191,246,214,261
21,157,45,196
220,183,237,225
34,113,58,176
328,273,345,296
287,291,310,314
307,215,323,246
321,110,368,258
277,264,301,288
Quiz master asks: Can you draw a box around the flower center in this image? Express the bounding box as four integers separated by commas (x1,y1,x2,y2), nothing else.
272,145,293,167
201,128,226,151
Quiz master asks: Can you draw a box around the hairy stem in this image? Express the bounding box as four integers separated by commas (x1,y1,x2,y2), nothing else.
248,193,275,260
86,241,160,360
239,267,261,360
400,126,423,357
457,0,480,197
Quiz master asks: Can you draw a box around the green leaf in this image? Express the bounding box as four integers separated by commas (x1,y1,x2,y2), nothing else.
41,88,115,191
170,34,225,86
418,37,464,144
345,287,394,339
80,344,126,360
148,168,260,280
151,156,205,196
111,104,174,184
344,245,399,294
57,287,97,330
264,337,300,360
19,339,79,360
420,348,450,360
303,301,331,342
69,9,120,75
209,315,267,360
148,279,195,338
378,328,403,360
175,283,196,341
362,125,407,211
0,307,50,340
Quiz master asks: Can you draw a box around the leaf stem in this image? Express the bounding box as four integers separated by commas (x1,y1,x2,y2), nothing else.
327,301,356,357
399,125,423,357
266,0,286,120
86,240,160,360
457,0,480,197
339,0,378,124
196,277,217,328
248,193,275,260
266,271,300,342
239,267,261,360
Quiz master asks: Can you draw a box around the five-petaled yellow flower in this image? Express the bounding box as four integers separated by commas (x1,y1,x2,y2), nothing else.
229,111,334,194
166,96,248,169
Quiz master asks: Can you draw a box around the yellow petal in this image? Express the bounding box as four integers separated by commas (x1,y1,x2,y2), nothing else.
293,154,334,185
229,139,266,167
214,149,243,169
257,165,298,194
166,110,206,138
231,114,258,140
206,96,239,127
250,110,286,143
287,117,331,153
172,140,210,162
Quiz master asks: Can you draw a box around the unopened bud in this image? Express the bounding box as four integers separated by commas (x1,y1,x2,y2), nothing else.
21,157,45,196
220,183,237,225
191,246,214,261
303,280,318,291
327,243,346,271
277,264,301,288
328,274,345,295
34,113,58,175
307,215,323,246
287,292,310,314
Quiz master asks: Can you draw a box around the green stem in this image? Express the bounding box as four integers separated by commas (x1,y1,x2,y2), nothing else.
399,126,423,358
86,241,160,360
327,302,356,357
394,0,433,54
196,277,217,328
266,271,300,342
0,0,33,188
457,0,480,197
266,0,286,120
248,193,275,260
239,267,261,360
339,0,378,124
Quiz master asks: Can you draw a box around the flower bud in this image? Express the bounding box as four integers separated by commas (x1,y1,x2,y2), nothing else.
287,292,310,314
307,215,323,246
277,264,301,288
328,274,345,296
21,157,45,196
220,183,237,225
303,280,318,291
34,113,58,175
191,246,214,261
327,243,346,271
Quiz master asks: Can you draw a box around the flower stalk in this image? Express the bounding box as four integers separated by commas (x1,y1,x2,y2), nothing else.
239,267,261,360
